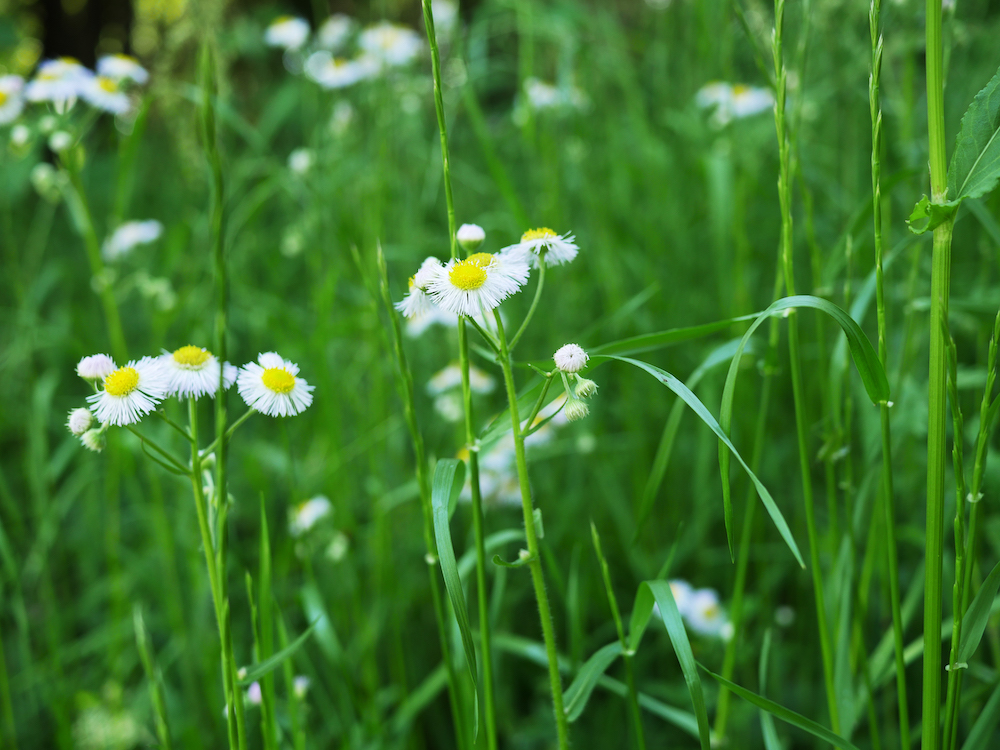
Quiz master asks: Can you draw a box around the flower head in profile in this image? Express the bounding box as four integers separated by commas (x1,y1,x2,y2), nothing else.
457,223,485,252
97,55,149,84
77,353,117,382
288,495,332,537
103,220,163,261
0,76,25,124
395,257,443,319
86,357,169,426
358,22,423,67
304,52,373,89
158,345,237,400
427,251,529,317
265,16,311,51
237,352,314,417
503,228,578,268
80,75,131,115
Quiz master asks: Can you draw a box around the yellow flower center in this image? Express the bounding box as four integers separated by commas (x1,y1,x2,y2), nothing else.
732,84,749,96
173,345,211,367
58,56,81,65
273,15,295,24
521,227,557,242
407,275,416,290
98,76,118,93
115,54,139,63
262,367,296,394
449,260,488,291
0,92,6,106
702,604,720,620
105,366,139,397
465,252,494,268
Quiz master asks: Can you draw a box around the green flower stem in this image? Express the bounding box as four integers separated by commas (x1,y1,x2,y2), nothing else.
459,317,499,749
509,261,546,352
869,0,910,742
376,249,470,750
465,316,501,355
495,309,570,749
923,0,953,744
772,0,839,732
153,410,194,442
522,374,556,432
202,409,255,457
61,159,128,363
123,426,189,475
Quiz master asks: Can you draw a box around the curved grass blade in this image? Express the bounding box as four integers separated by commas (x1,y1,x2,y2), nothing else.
238,621,317,685
957,558,1000,663
948,65,1000,201
431,458,480,737
960,678,1000,750
719,295,889,558
591,313,760,357
563,641,623,722
701,666,859,750
628,580,712,750
607,355,804,567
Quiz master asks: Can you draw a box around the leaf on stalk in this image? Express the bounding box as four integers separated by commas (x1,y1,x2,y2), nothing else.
563,641,623,722
949,65,1000,201
957,557,1000,664
907,194,961,235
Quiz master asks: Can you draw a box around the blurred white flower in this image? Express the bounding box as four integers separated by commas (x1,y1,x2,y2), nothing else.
457,223,485,252
317,14,354,50
80,75,131,114
289,495,332,537
0,75,25,124
433,0,460,39
10,123,30,147
26,58,92,111
293,675,311,698
428,362,495,395
97,54,149,84
325,531,350,562
358,22,423,67
696,81,773,127
67,407,94,436
288,148,314,174
103,220,163,261
265,16,310,51
685,587,731,638
304,52,374,89
433,392,464,422
246,682,262,706
523,77,587,113
48,131,73,152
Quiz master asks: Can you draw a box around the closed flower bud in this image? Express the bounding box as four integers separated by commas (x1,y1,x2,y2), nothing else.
67,407,93,436
80,428,106,452
564,397,590,422
574,377,598,399
554,343,589,373
457,223,485,252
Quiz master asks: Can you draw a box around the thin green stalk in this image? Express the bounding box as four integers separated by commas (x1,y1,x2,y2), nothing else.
509,262,546,351
772,0,839,732
495,310,570,749
376,248,470,750
0,612,16,750
923,0,953,745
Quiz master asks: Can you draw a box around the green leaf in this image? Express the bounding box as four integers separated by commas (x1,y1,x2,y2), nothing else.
957,557,1000,663
389,664,448,735
948,65,1000,201
563,641,623,722
431,458,480,736
457,529,524,579
591,313,760,357
491,553,530,568
960,678,1000,750
608,355,804,567
628,580,712,750
758,630,781,750
701,666,860,750
238,621,317,685
907,194,961,235
719,295,889,559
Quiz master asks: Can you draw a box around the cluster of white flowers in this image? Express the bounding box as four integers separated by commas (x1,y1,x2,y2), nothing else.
661,580,734,640
102,220,163,261
68,348,314,447
10,54,151,119
521,77,588,114
695,81,774,127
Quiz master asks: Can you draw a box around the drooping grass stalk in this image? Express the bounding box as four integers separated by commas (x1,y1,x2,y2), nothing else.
869,0,911,743
922,1,954,747
375,248,470,750
420,3,499,744
771,0,839,732
494,309,570,748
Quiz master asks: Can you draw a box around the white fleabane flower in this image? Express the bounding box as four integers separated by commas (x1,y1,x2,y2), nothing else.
685,588,730,637
318,14,354,50
427,251,529,317
81,428,106,452
304,52,373,89
103,220,163,261
358,22,423,67
87,357,169,426
696,81,773,127
289,495,332,537
237,352,314,417
0,75,25,124
730,84,774,118
67,407,94,436
26,58,93,110
158,345,237,400
395,256,443,318
503,228,578,268
96,54,149,84
77,353,117,381
457,223,485,252
668,579,694,615
265,16,310,51
428,362,495,395
554,343,588,373
80,75,130,115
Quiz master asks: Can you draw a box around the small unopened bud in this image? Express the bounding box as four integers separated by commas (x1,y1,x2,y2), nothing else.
554,343,589,373
67,407,94,436
564,397,590,422
518,548,531,561
38,115,58,134
457,223,485,252
80,428,106,452
293,675,310,698
48,130,72,153
237,667,248,680
574,377,598,399
76,353,116,381
10,124,30,148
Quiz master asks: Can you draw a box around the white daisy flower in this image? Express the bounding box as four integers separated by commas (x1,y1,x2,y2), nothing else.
77,353,117,381
304,52,373,89
80,428,106,452
87,357,169,426
293,676,311,699
553,343,589,373
730,84,775,119
433,392,464,423
288,495,332,536
525,78,561,110
237,352,314,417
358,22,423,67
668,579,694,614
696,81,773,127
317,14,354,50
457,223,485,252
502,228,578,268
96,54,149,84
395,256,443,318
80,75,131,115
288,148,314,174
427,251,529,317
102,220,163,261
67,407,94,436
427,362,495,395
158,345,237,400
684,588,730,638
0,75,25,124
25,58,93,110
265,16,311,51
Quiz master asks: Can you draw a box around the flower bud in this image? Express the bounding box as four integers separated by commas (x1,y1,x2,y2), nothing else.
48,130,72,153
564,397,590,422
67,407,94,436
81,428,106,452
457,223,485,252
554,343,589,373
574,377,598,399
76,353,116,381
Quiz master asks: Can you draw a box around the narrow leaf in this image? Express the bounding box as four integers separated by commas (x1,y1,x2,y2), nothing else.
591,313,760,357
948,65,1000,200
960,678,1000,750
238,621,317,685
957,557,1000,663
758,630,781,750
563,641,623,722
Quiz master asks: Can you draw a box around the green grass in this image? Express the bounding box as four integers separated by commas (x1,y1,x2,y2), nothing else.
2,0,1000,748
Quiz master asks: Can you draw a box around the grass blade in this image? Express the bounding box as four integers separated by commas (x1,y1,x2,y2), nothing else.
238,621,317,685
957,557,1000,663
563,641,623,722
